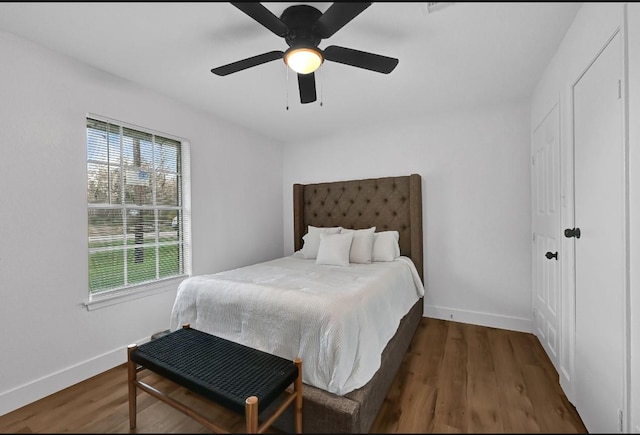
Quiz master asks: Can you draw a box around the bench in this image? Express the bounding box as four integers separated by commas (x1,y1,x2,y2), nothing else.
127,324,302,433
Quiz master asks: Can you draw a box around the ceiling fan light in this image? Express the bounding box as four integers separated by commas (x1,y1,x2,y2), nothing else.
284,47,323,74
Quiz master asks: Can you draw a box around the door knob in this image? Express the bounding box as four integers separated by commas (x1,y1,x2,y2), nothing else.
545,251,558,260
564,228,581,238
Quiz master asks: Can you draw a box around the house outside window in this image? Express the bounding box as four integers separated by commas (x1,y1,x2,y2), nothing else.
86,116,190,306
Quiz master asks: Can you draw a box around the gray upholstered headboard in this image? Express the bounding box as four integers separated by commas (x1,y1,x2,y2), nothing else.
293,174,423,282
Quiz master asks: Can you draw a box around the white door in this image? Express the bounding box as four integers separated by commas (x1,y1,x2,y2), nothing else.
572,31,625,433
531,104,561,372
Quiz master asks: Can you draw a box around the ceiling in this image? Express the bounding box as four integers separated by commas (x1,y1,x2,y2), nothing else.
0,2,581,143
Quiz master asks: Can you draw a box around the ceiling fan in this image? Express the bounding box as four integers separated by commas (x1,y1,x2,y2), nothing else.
210,2,399,104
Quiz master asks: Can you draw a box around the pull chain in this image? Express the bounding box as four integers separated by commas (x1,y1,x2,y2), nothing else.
285,65,289,111
319,67,323,107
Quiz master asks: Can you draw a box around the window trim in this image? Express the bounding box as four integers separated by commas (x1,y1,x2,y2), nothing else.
85,113,192,309
83,275,188,310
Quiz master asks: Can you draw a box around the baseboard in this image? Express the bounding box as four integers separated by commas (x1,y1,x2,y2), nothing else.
424,304,532,333
0,335,149,416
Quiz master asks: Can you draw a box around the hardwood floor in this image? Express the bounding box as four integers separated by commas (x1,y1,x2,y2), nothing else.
371,318,586,433
0,318,587,433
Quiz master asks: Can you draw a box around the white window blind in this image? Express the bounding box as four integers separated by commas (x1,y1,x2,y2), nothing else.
86,117,190,300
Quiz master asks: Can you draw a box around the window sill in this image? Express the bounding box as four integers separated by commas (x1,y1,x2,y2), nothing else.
83,275,188,311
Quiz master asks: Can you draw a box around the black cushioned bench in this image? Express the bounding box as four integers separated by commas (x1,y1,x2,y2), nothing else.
127,324,302,433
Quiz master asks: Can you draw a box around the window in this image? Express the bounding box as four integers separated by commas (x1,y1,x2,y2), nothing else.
86,116,190,304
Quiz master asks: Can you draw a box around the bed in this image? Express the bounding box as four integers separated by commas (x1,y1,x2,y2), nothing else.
170,174,424,433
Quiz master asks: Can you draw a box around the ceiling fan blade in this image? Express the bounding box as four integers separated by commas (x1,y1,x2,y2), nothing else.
313,2,372,38
323,45,398,74
298,73,317,104
211,51,284,76
232,3,289,37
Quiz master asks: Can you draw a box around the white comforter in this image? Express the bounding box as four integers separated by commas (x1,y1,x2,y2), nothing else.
169,254,424,396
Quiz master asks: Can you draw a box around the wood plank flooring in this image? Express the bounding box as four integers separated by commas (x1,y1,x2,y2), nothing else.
371,318,586,433
0,318,587,433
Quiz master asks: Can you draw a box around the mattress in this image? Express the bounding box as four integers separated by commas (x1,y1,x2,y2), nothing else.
169,254,424,396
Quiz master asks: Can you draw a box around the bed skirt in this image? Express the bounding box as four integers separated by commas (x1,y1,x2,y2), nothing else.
263,297,424,433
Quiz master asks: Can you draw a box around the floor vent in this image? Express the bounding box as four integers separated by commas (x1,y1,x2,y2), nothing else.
424,2,455,14
150,329,171,340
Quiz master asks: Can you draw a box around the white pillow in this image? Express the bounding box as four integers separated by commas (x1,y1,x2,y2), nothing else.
372,231,401,262
315,232,354,267
341,227,376,264
301,225,342,259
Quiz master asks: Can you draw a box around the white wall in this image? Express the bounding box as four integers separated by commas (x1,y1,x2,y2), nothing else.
531,2,639,431
0,29,284,415
282,99,533,333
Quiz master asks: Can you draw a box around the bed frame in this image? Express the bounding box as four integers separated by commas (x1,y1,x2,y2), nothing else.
266,174,424,433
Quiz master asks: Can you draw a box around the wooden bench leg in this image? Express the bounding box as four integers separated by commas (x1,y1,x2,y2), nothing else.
245,396,259,433
294,358,303,434
127,344,138,429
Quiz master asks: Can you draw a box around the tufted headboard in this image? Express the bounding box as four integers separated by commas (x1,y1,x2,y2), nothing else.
293,174,423,282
